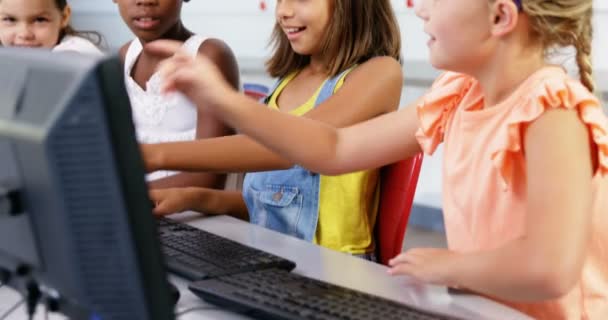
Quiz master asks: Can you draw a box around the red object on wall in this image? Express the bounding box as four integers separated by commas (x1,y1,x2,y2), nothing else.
260,0,267,11
407,0,414,8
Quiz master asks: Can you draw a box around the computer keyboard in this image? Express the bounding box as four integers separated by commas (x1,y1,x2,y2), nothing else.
189,268,464,320
156,217,296,280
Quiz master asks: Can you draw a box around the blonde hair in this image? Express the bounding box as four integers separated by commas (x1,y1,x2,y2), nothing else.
522,0,594,92
266,0,401,78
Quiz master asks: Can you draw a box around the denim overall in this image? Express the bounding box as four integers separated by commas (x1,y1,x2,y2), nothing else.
242,70,350,241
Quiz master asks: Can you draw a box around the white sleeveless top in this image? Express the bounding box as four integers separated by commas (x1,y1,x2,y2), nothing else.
124,35,207,181
53,35,103,57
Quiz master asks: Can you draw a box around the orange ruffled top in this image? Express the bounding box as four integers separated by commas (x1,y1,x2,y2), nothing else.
415,66,608,319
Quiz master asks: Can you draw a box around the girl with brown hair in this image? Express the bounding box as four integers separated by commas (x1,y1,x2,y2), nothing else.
145,0,403,259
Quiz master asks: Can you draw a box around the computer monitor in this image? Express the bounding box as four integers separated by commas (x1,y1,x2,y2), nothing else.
0,49,174,320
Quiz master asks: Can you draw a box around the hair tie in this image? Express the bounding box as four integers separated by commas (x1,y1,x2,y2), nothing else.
514,0,523,11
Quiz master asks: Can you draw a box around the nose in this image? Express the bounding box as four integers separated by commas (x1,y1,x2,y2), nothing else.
16,23,35,41
276,0,294,21
415,0,430,21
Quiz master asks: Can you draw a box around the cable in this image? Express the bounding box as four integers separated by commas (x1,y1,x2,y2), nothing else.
25,280,40,320
0,268,10,288
0,298,25,320
175,306,220,318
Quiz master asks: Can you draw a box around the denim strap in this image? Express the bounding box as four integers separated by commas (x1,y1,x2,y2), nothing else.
314,68,354,107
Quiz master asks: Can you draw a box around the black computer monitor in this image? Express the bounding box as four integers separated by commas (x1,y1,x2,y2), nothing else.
0,49,174,320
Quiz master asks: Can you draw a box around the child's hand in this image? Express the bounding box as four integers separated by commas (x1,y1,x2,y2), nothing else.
387,248,461,286
150,187,202,216
145,40,234,112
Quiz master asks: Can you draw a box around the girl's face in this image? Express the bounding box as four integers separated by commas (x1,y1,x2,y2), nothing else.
276,0,332,56
416,0,495,73
113,0,183,43
0,0,69,48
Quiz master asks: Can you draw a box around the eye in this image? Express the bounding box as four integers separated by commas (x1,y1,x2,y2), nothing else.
1,16,16,23
34,17,49,23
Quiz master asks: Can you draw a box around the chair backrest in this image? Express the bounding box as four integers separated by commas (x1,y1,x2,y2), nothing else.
375,153,424,265
243,83,270,101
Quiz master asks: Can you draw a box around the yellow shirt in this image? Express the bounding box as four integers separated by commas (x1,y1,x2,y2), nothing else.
268,71,380,254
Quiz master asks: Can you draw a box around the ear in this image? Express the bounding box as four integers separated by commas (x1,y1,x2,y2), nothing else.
61,4,72,29
489,0,520,37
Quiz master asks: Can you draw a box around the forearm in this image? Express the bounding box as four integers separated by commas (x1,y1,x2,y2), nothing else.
189,188,249,221
148,172,226,189
218,92,342,174
149,136,293,173
449,238,569,301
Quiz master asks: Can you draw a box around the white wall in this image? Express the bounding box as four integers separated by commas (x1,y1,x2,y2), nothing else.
70,0,608,83
69,1,418,56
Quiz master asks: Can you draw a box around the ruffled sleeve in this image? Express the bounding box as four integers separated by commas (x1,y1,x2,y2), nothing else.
490,76,608,187
415,72,473,155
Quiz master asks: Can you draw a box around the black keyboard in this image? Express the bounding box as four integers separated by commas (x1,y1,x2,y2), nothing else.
189,268,464,320
156,217,296,280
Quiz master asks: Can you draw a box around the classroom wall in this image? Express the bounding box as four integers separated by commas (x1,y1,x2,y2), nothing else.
69,0,608,88
68,0,608,211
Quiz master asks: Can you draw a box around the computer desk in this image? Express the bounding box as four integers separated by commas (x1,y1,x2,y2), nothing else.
0,212,532,320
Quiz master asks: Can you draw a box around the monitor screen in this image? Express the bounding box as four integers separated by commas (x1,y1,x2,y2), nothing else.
0,49,174,320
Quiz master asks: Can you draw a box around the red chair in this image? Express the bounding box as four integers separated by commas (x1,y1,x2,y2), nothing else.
375,153,424,265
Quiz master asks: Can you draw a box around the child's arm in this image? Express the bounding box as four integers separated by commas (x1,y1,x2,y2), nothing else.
148,40,421,174
144,46,412,174
389,108,594,301
143,135,292,173
222,97,424,175
150,187,249,220
148,39,240,189
144,100,422,175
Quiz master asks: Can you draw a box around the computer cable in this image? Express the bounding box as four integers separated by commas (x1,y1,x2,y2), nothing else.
175,306,221,318
25,280,41,320
0,268,10,290
0,298,25,320
10,265,40,320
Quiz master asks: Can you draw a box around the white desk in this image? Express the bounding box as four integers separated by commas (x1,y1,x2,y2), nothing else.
0,213,532,320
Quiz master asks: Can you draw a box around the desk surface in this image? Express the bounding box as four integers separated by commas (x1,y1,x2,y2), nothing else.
0,213,532,320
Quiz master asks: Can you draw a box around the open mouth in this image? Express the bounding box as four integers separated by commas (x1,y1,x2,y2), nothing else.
133,17,161,30
284,26,306,39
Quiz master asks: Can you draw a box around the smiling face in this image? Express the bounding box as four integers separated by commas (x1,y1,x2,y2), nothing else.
275,0,332,56
113,0,184,43
0,0,70,48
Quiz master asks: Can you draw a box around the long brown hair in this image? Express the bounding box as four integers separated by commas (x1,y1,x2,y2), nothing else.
55,0,104,47
266,0,401,78
522,0,594,92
